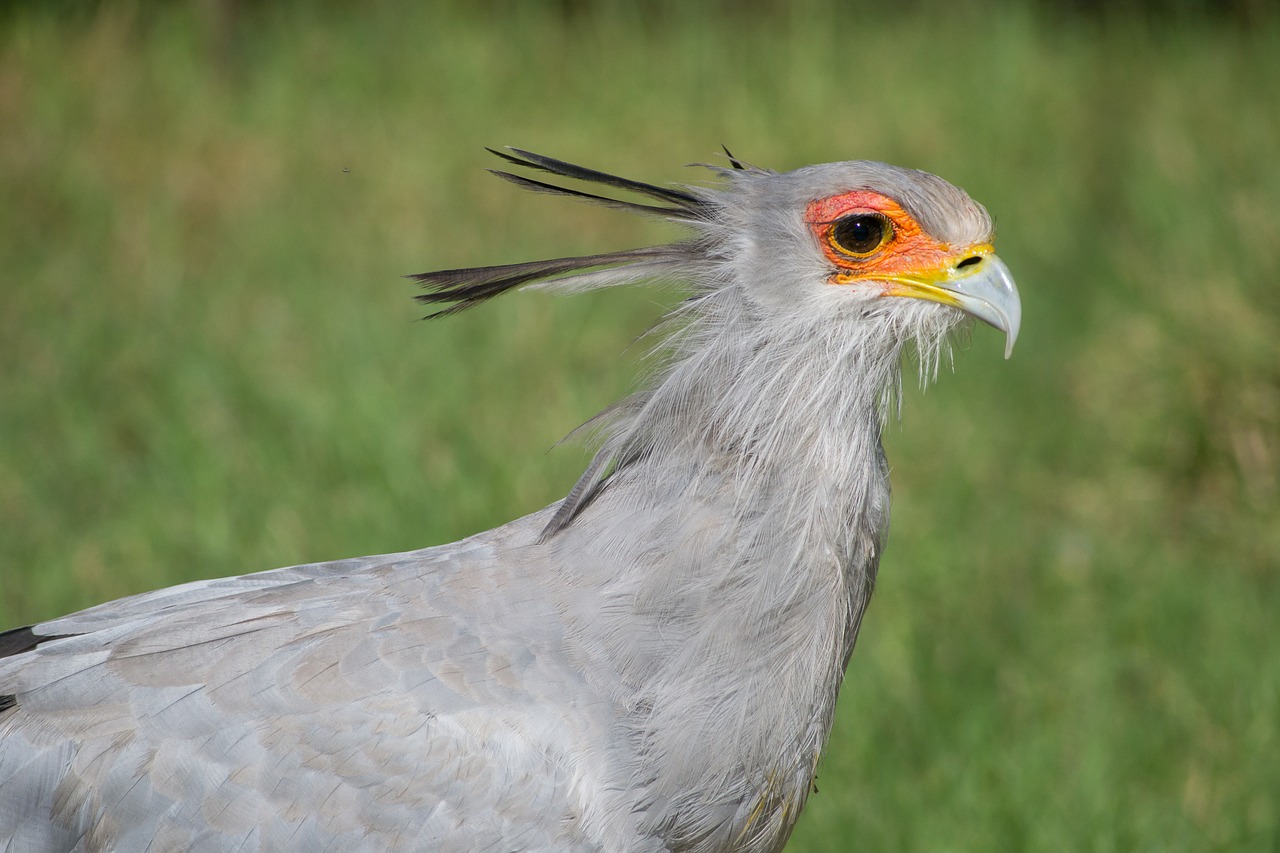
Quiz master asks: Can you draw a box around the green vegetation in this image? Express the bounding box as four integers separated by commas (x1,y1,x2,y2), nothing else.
1,2,1276,848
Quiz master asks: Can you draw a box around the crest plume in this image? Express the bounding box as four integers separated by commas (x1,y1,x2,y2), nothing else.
410,148,715,317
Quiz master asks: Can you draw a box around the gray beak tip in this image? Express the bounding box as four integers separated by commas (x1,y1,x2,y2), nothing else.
950,254,1021,360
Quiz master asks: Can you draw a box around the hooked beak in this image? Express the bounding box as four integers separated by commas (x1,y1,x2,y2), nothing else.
880,247,1022,358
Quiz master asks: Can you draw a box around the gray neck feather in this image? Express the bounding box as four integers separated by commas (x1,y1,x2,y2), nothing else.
550,278,924,848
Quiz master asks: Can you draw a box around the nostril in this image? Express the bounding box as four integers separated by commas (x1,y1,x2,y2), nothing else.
956,255,984,270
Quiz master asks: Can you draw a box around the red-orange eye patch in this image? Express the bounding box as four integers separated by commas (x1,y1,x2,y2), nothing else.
804,190,957,285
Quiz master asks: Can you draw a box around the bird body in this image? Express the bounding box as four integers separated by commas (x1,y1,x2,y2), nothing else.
0,151,1019,851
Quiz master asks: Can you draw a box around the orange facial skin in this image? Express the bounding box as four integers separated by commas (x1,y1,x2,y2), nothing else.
804,190,992,293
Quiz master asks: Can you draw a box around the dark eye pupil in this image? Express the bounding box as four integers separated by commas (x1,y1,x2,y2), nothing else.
832,215,886,254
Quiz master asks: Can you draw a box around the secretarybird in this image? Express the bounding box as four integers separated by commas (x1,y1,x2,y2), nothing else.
0,149,1020,852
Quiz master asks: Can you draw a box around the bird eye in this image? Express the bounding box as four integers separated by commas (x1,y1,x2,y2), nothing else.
829,214,892,257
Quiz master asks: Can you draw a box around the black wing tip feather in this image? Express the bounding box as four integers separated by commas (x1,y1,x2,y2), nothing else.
0,625,77,659
0,627,98,713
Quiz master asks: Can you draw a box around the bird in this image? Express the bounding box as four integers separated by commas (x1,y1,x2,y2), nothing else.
0,148,1020,852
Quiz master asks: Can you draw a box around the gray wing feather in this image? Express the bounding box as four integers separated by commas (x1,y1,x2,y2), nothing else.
0,511,620,852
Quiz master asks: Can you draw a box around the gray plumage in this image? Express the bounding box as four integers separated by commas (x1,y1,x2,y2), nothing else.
0,149,1020,852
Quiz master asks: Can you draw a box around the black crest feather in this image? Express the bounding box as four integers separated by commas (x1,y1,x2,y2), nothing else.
411,249,669,317
409,148,712,317
486,148,704,208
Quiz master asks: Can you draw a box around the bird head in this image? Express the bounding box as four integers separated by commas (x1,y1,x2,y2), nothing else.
412,149,1020,362
719,160,1020,358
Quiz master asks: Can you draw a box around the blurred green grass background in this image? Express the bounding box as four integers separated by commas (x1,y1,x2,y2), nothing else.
1,1,1277,849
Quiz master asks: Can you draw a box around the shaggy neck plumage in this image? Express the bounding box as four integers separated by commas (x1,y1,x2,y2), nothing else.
583,283,907,563
553,284,916,848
